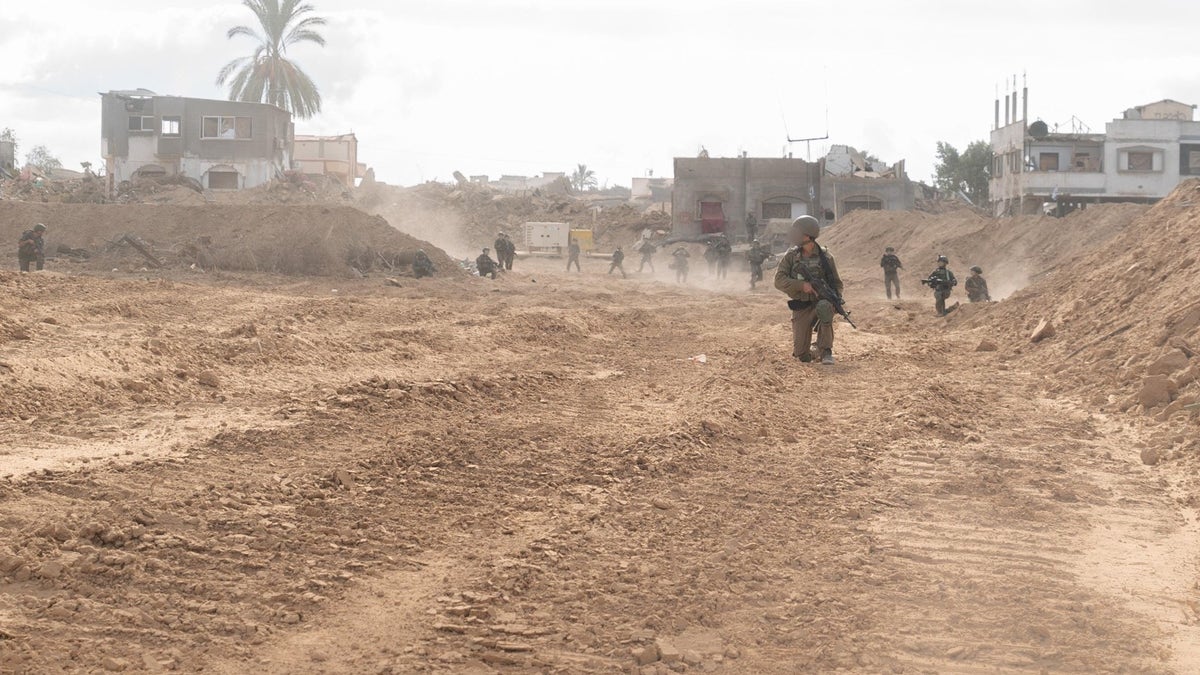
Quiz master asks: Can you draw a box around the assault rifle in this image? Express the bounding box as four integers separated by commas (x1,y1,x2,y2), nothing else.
792,265,857,330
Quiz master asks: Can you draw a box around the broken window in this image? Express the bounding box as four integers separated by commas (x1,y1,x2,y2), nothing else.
161,117,181,137
201,116,253,140
1127,151,1154,171
128,116,155,132
1072,152,1097,171
208,170,239,190
761,203,792,220
1038,153,1059,171
843,196,883,214
1188,150,1200,175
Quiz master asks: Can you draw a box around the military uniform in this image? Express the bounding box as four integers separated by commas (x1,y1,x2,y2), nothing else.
18,228,45,273
637,240,656,273
925,265,957,315
748,243,770,289
494,235,515,271
608,248,626,278
965,270,990,303
775,244,844,361
413,250,436,278
671,248,690,284
476,251,499,279
745,213,758,242
567,241,581,272
880,252,902,299
714,238,733,279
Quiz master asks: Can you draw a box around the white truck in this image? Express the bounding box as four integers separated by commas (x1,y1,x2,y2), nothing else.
522,222,570,255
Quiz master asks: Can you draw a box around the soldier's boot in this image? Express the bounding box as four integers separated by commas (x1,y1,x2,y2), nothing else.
820,349,835,366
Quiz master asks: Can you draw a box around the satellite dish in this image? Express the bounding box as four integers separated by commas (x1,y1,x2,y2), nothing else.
1028,120,1049,139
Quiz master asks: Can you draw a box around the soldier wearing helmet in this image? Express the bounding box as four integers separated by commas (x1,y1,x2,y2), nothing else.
476,247,499,279
965,265,991,303
774,216,844,365
923,254,958,316
493,232,515,271
880,246,903,299
18,223,47,273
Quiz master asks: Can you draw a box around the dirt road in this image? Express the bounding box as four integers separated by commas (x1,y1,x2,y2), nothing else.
1,259,1197,674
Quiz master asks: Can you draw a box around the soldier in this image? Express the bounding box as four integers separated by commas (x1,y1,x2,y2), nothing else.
608,246,627,278
412,249,436,278
775,216,843,365
493,233,515,271
748,240,770,289
18,223,46,273
671,246,690,284
476,248,499,280
637,239,656,273
880,246,903,299
965,265,991,302
714,235,733,280
566,238,582,272
923,255,957,316
745,211,758,242
703,240,718,275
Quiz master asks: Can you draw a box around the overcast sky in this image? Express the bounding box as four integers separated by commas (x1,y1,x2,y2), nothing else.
3,0,1200,187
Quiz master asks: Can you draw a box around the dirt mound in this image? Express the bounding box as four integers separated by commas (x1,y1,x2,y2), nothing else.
951,180,1200,430
0,202,461,278
823,203,1147,298
356,181,670,258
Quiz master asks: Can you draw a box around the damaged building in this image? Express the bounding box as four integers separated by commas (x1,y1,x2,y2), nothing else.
100,89,293,195
671,148,914,239
672,155,823,239
294,133,364,188
0,138,14,178
990,88,1200,215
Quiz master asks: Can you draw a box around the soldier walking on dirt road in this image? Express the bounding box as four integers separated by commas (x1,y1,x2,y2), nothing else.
494,233,515,271
748,240,770,289
566,238,581,272
671,246,690,284
923,255,957,316
608,247,627,278
714,235,732,280
880,246,902,299
18,223,46,273
637,239,656,273
775,216,843,365
476,248,499,280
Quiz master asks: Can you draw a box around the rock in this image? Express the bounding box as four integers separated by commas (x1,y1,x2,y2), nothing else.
196,370,221,388
651,498,673,511
101,657,129,672
682,650,703,667
1030,319,1056,343
656,640,681,664
384,278,403,288
281,612,301,624
723,647,741,660
1148,349,1190,376
632,645,659,666
36,561,65,580
975,340,999,352
1140,447,1161,466
334,469,355,491
945,646,967,659
1138,375,1176,409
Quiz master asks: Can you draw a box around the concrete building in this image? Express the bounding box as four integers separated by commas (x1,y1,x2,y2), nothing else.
820,145,915,220
631,176,674,202
294,133,364,188
989,89,1200,215
491,172,567,193
100,89,293,195
672,156,823,239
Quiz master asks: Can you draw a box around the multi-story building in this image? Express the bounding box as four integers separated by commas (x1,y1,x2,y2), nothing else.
672,155,823,239
989,91,1200,215
100,89,293,195
294,133,364,188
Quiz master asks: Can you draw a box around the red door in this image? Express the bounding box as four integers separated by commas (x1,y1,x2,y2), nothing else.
699,202,726,234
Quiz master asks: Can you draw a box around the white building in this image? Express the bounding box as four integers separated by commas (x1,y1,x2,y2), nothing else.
990,92,1200,216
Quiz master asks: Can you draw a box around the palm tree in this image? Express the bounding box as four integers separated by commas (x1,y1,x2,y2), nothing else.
571,163,597,192
216,0,327,119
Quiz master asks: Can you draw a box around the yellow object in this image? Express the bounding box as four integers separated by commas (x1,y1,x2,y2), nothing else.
570,229,595,253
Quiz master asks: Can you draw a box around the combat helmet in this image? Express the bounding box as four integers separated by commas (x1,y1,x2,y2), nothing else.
792,215,821,240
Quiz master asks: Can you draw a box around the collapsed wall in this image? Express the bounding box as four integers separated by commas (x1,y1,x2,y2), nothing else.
0,202,461,277
953,180,1200,427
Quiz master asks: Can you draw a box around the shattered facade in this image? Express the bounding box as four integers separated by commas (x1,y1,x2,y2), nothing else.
672,156,822,239
990,90,1200,216
820,145,915,220
100,89,293,195
294,133,365,188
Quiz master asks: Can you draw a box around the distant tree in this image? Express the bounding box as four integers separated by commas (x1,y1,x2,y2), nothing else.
571,163,597,192
217,0,327,119
1,128,18,157
934,140,990,205
25,145,62,174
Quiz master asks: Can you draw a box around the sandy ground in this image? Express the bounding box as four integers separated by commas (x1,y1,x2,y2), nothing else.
1,256,1198,674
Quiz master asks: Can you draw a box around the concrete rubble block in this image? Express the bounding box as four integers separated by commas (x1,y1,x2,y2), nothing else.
1147,349,1190,376
1138,375,1176,409
1030,319,1056,343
